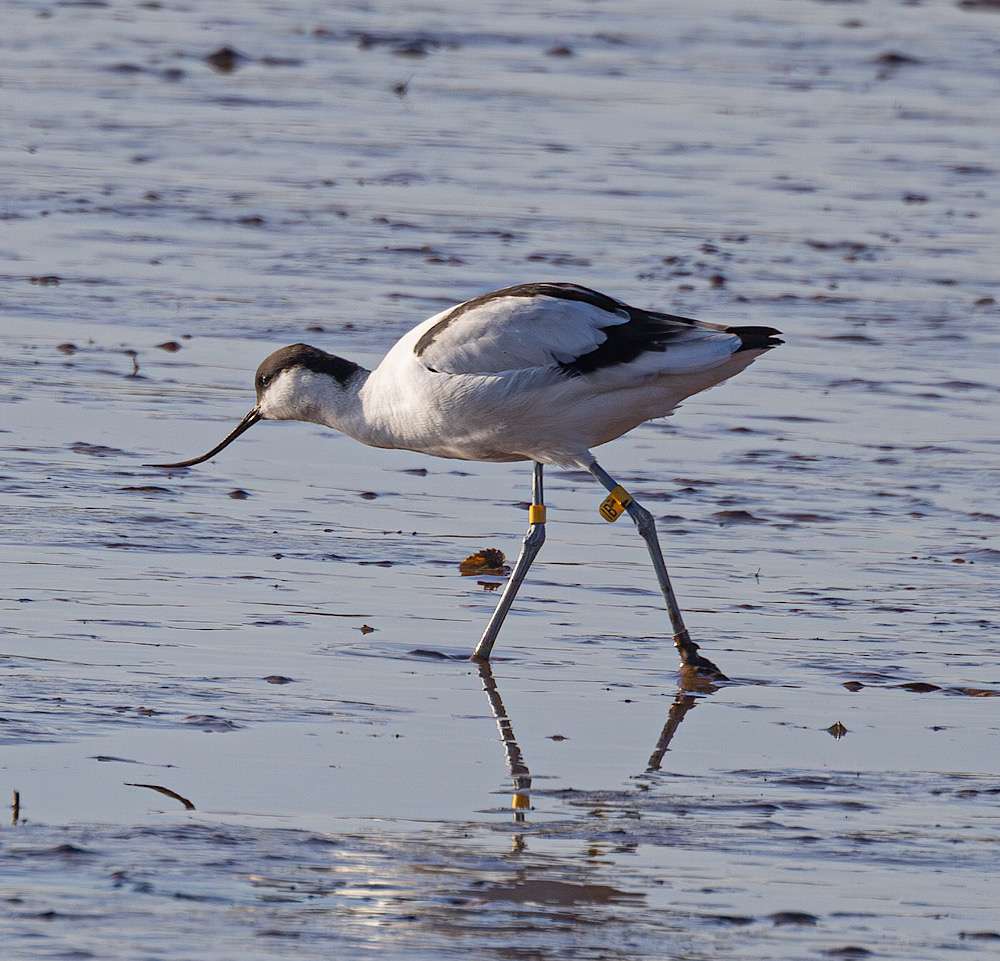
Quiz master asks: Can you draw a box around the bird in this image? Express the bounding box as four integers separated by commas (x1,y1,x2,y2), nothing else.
149,282,782,675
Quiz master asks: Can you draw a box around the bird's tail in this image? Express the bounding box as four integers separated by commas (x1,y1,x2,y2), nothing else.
727,326,784,352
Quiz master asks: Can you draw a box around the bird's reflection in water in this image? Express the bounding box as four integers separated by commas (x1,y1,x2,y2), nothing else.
477,663,531,832
645,668,721,773
476,662,721,846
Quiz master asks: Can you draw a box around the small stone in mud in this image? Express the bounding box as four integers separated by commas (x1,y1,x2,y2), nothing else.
826,721,848,739
57,343,77,354
548,734,568,741
770,911,818,926
155,341,182,352
903,192,929,204
823,949,873,958
238,214,266,226
205,46,246,73
873,51,921,66
897,681,941,693
359,491,378,499
30,275,61,285
842,681,865,692
359,624,375,634
704,914,755,926
974,296,996,307
305,324,325,332
547,44,574,57
394,40,430,58
959,931,1000,941
228,489,250,499
392,80,409,97
711,509,765,525
182,714,241,732
408,648,449,659
708,273,726,287
459,548,510,576
71,441,125,457
263,675,295,684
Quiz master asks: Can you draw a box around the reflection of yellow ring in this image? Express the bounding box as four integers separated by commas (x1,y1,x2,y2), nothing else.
512,793,530,810
528,504,546,525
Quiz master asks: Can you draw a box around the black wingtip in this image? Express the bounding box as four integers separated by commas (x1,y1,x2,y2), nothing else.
727,325,784,352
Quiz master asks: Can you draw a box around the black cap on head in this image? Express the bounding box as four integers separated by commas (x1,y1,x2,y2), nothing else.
255,343,361,400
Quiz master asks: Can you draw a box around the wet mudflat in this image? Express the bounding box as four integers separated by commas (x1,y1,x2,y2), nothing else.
2,0,999,958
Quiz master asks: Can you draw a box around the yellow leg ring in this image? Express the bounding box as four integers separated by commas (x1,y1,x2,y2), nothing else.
599,485,633,523
528,504,546,525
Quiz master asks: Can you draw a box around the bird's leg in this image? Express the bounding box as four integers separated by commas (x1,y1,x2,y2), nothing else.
587,460,725,678
472,462,546,661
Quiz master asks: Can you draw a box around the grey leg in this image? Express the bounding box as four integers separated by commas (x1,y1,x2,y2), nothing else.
472,462,546,660
588,460,725,678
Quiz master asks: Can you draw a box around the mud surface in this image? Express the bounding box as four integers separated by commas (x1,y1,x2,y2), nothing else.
2,0,999,958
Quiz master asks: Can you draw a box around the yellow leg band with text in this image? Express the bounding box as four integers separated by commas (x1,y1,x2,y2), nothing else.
528,504,546,525
599,485,633,522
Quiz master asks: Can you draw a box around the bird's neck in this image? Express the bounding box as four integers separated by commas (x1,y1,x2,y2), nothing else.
301,365,425,454
301,367,369,434
317,365,413,453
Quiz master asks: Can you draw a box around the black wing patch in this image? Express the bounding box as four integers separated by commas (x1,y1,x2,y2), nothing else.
559,308,704,376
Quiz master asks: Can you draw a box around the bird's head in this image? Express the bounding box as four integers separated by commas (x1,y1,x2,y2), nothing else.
254,344,363,422
148,343,363,469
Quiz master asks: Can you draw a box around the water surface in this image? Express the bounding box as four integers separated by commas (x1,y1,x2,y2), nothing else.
2,0,999,958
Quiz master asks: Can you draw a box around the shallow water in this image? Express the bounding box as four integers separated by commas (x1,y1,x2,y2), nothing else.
2,0,999,958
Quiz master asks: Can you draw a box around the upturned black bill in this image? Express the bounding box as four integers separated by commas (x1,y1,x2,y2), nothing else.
146,408,262,468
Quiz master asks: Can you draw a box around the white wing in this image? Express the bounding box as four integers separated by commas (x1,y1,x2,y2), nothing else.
413,283,766,379
414,285,628,375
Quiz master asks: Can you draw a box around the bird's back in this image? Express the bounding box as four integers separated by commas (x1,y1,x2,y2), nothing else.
366,283,781,466
404,282,779,378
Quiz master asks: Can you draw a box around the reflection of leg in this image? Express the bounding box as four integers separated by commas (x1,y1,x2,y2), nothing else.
472,463,546,661
646,672,721,772
646,693,698,772
587,460,725,678
477,662,531,820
